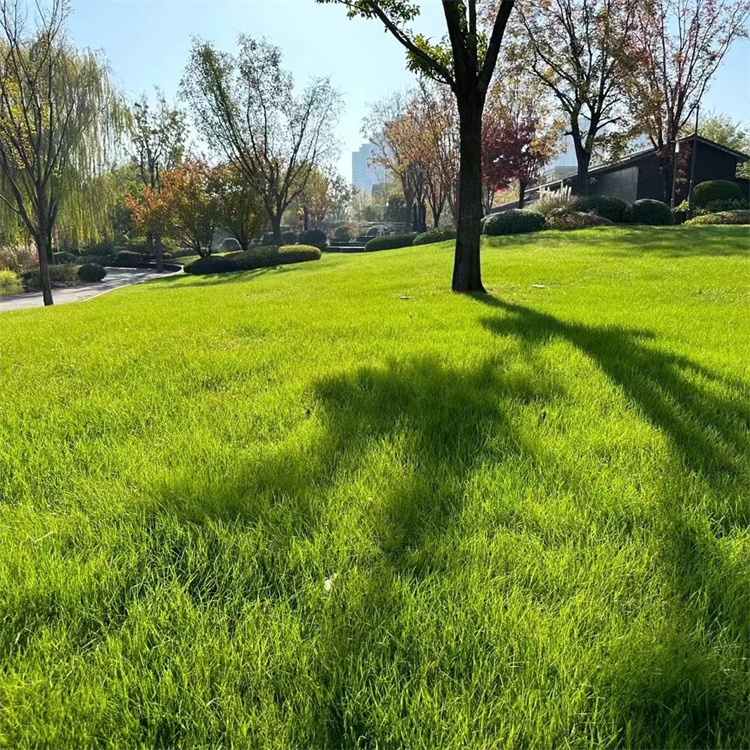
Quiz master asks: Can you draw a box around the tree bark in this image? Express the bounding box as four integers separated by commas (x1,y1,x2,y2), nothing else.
154,232,164,273
452,96,485,293
518,181,527,208
303,205,309,231
572,137,592,196
271,214,282,246
36,233,54,306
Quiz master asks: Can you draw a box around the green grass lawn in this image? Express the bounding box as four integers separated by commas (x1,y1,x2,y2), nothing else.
1,225,749,749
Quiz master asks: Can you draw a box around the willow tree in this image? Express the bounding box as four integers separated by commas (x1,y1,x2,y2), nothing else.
181,36,342,246
0,0,118,305
321,0,515,292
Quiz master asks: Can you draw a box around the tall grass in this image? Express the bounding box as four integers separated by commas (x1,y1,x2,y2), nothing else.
1,226,748,748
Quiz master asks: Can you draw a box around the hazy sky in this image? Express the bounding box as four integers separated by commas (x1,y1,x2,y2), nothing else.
68,0,750,180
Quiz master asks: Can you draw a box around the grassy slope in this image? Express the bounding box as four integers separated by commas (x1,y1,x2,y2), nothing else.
1,226,749,749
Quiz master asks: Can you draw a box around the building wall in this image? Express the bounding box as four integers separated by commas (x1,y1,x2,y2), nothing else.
351,143,386,194
590,165,638,203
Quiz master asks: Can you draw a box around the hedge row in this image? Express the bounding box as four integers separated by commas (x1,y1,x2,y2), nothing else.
413,226,457,245
684,210,750,226
184,245,321,275
363,234,417,252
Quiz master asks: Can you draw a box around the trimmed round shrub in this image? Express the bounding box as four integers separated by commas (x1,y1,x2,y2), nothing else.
624,199,674,226
77,263,107,282
482,209,545,236
413,225,457,245
571,195,627,223
693,180,743,208
229,245,321,271
703,198,749,214
544,211,614,230
52,251,79,265
364,233,416,252
184,255,239,275
684,210,750,226
333,225,352,242
281,231,298,245
0,269,22,296
113,250,146,267
298,229,327,250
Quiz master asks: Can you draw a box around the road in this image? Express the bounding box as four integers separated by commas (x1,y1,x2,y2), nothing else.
0,267,181,312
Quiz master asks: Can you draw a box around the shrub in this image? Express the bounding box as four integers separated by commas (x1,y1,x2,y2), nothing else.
684,210,750,226
298,228,327,250
0,269,22,296
703,198,749,214
413,225,457,245
21,264,79,292
624,199,674,226
544,210,614,230
364,233,416,251
333,225,352,242
216,245,321,272
571,195,628,223
534,185,575,215
672,202,690,225
52,251,79,265
693,179,743,208
482,209,545,236
113,250,146,267
281,231,298,245
77,263,107,283
184,255,239,275
0,245,38,273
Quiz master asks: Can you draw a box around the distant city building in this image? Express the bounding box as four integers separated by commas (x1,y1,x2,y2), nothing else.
352,142,386,194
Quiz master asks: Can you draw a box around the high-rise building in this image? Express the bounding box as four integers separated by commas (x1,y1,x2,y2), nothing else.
352,143,385,194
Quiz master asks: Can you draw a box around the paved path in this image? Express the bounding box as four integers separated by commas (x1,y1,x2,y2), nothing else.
0,267,181,312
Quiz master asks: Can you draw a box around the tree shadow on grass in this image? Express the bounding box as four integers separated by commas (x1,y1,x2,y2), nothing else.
146,265,297,290
598,225,750,258
475,294,750,746
475,295,749,498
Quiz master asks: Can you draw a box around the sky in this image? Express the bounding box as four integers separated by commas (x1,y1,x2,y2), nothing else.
68,0,750,181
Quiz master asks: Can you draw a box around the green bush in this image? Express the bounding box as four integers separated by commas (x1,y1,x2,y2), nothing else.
571,195,628,223
693,180,743,208
52,251,79,265
672,202,690,225
333,225,352,242
482,209,545,236
545,210,614,231
21,264,80,292
298,229,327,250
684,210,750,226
0,269,22,296
113,250,146,267
281,231,298,245
184,255,240,275
703,198,749,213
232,244,321,271
413,225,457,245
77,263,107,283
364,233,417,252
624,199,674,226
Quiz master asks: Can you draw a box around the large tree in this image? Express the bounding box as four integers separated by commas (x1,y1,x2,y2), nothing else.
504,0,638,196
181,37,341,246
625,0,750,200
127,90,185,271
322,0,516,293
0,0,118,305
694,114,750,179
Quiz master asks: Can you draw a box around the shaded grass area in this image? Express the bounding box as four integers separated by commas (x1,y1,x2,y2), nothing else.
1,226,749,748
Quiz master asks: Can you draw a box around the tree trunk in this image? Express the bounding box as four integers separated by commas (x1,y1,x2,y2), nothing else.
36,232,54,306
303,205,309,232
518,181,527,209
418,202,428,233
452,97,485,293
271,215,282,246
154,232,164,273
572,137,592,196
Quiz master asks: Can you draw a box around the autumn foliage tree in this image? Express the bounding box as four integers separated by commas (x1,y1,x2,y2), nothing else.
625,0,750,200
482,74,560,207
